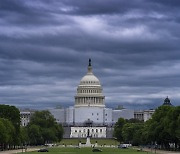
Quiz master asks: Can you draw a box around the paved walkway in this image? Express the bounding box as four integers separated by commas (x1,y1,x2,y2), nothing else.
0,147,179,154
0,147,39,154
143,148,180,154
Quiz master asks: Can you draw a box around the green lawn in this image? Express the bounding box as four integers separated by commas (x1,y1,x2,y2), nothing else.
59,138,118,146
25,147,152,154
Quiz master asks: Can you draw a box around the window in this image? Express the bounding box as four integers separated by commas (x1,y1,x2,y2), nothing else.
92,113,94,116
105,114,107,116
75,130,77,132
97,113,99,116
96,129,98,133
97,118,99,120
100,129,102,132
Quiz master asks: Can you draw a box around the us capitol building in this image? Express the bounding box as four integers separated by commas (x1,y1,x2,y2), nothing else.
20,59,172,138
48,59,150,138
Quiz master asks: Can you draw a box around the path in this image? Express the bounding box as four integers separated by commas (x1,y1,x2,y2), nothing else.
0,147,39,154
143,148,180,154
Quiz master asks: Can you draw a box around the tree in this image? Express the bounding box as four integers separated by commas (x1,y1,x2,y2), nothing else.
0,118,15,150
165,106,180,149
27,124,43,145
27,110,63,145
122,122,144,145
0,105,20,145
0,120,7,149
114,118,126,142
132,126,144,146
20,127,29,145
122,123,134,143
144,105,180,150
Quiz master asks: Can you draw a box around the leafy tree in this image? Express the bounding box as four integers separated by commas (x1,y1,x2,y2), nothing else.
114,118,126,142
0,120,7,148
1,118,15,144
42,128,57,143
133,126,144,145
0,105,20,134
165,106,180,149
144,105,180,150
20,127,29,145
114,105,179,150
122,122,144,145
122,123,134,143
27,124,43,145
0,105,20,145
0,105,20,149
55,123,63,141
27,110,63,145
149,106,173,148
0,118,15,150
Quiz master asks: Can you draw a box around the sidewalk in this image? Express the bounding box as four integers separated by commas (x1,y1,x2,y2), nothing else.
143,148,180,154
0,147,39,154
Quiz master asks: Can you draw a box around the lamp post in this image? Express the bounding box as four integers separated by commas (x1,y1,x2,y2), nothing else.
154,141,157,154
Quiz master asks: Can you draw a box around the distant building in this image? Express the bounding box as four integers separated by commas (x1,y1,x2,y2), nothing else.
20,111,32,126
20,60,172,138
134,109,155,122
49,59,134,138
134,110,144,121
134,97,173,122
163,96,172,106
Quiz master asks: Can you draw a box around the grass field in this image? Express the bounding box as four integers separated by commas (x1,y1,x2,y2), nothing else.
59,138,118,146
25,147,152,154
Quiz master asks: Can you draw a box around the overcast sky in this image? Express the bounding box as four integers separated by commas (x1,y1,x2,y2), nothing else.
0,0,180,110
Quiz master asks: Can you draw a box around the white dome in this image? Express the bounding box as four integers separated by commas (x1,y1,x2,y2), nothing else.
74,59,105,108
79,59,101,86
80,74,100,85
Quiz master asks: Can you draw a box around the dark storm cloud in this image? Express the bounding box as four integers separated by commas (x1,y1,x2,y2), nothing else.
0,0,180,109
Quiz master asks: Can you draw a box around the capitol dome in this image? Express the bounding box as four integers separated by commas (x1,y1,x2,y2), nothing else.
80,60,101,86
75,59,105,107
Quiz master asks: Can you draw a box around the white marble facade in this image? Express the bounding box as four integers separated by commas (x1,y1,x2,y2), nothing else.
21,60,155,138
20,111,31,126
70,127,106,138
49,60,135,127
48,60,155,138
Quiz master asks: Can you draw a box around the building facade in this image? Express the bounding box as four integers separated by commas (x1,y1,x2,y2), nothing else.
49,59,134,138
134,109,155,122
20,59,161,138
20,111,32,126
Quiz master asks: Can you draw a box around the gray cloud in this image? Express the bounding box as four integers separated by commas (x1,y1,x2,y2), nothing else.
0,0,180,109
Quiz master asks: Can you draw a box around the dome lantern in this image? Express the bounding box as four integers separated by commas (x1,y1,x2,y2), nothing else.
163,96,172,106
87,58,93,75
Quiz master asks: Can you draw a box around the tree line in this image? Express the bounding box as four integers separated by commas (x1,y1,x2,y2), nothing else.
0,105,20,150
0,105,63,150
114,105,180,150
22,110,63,145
